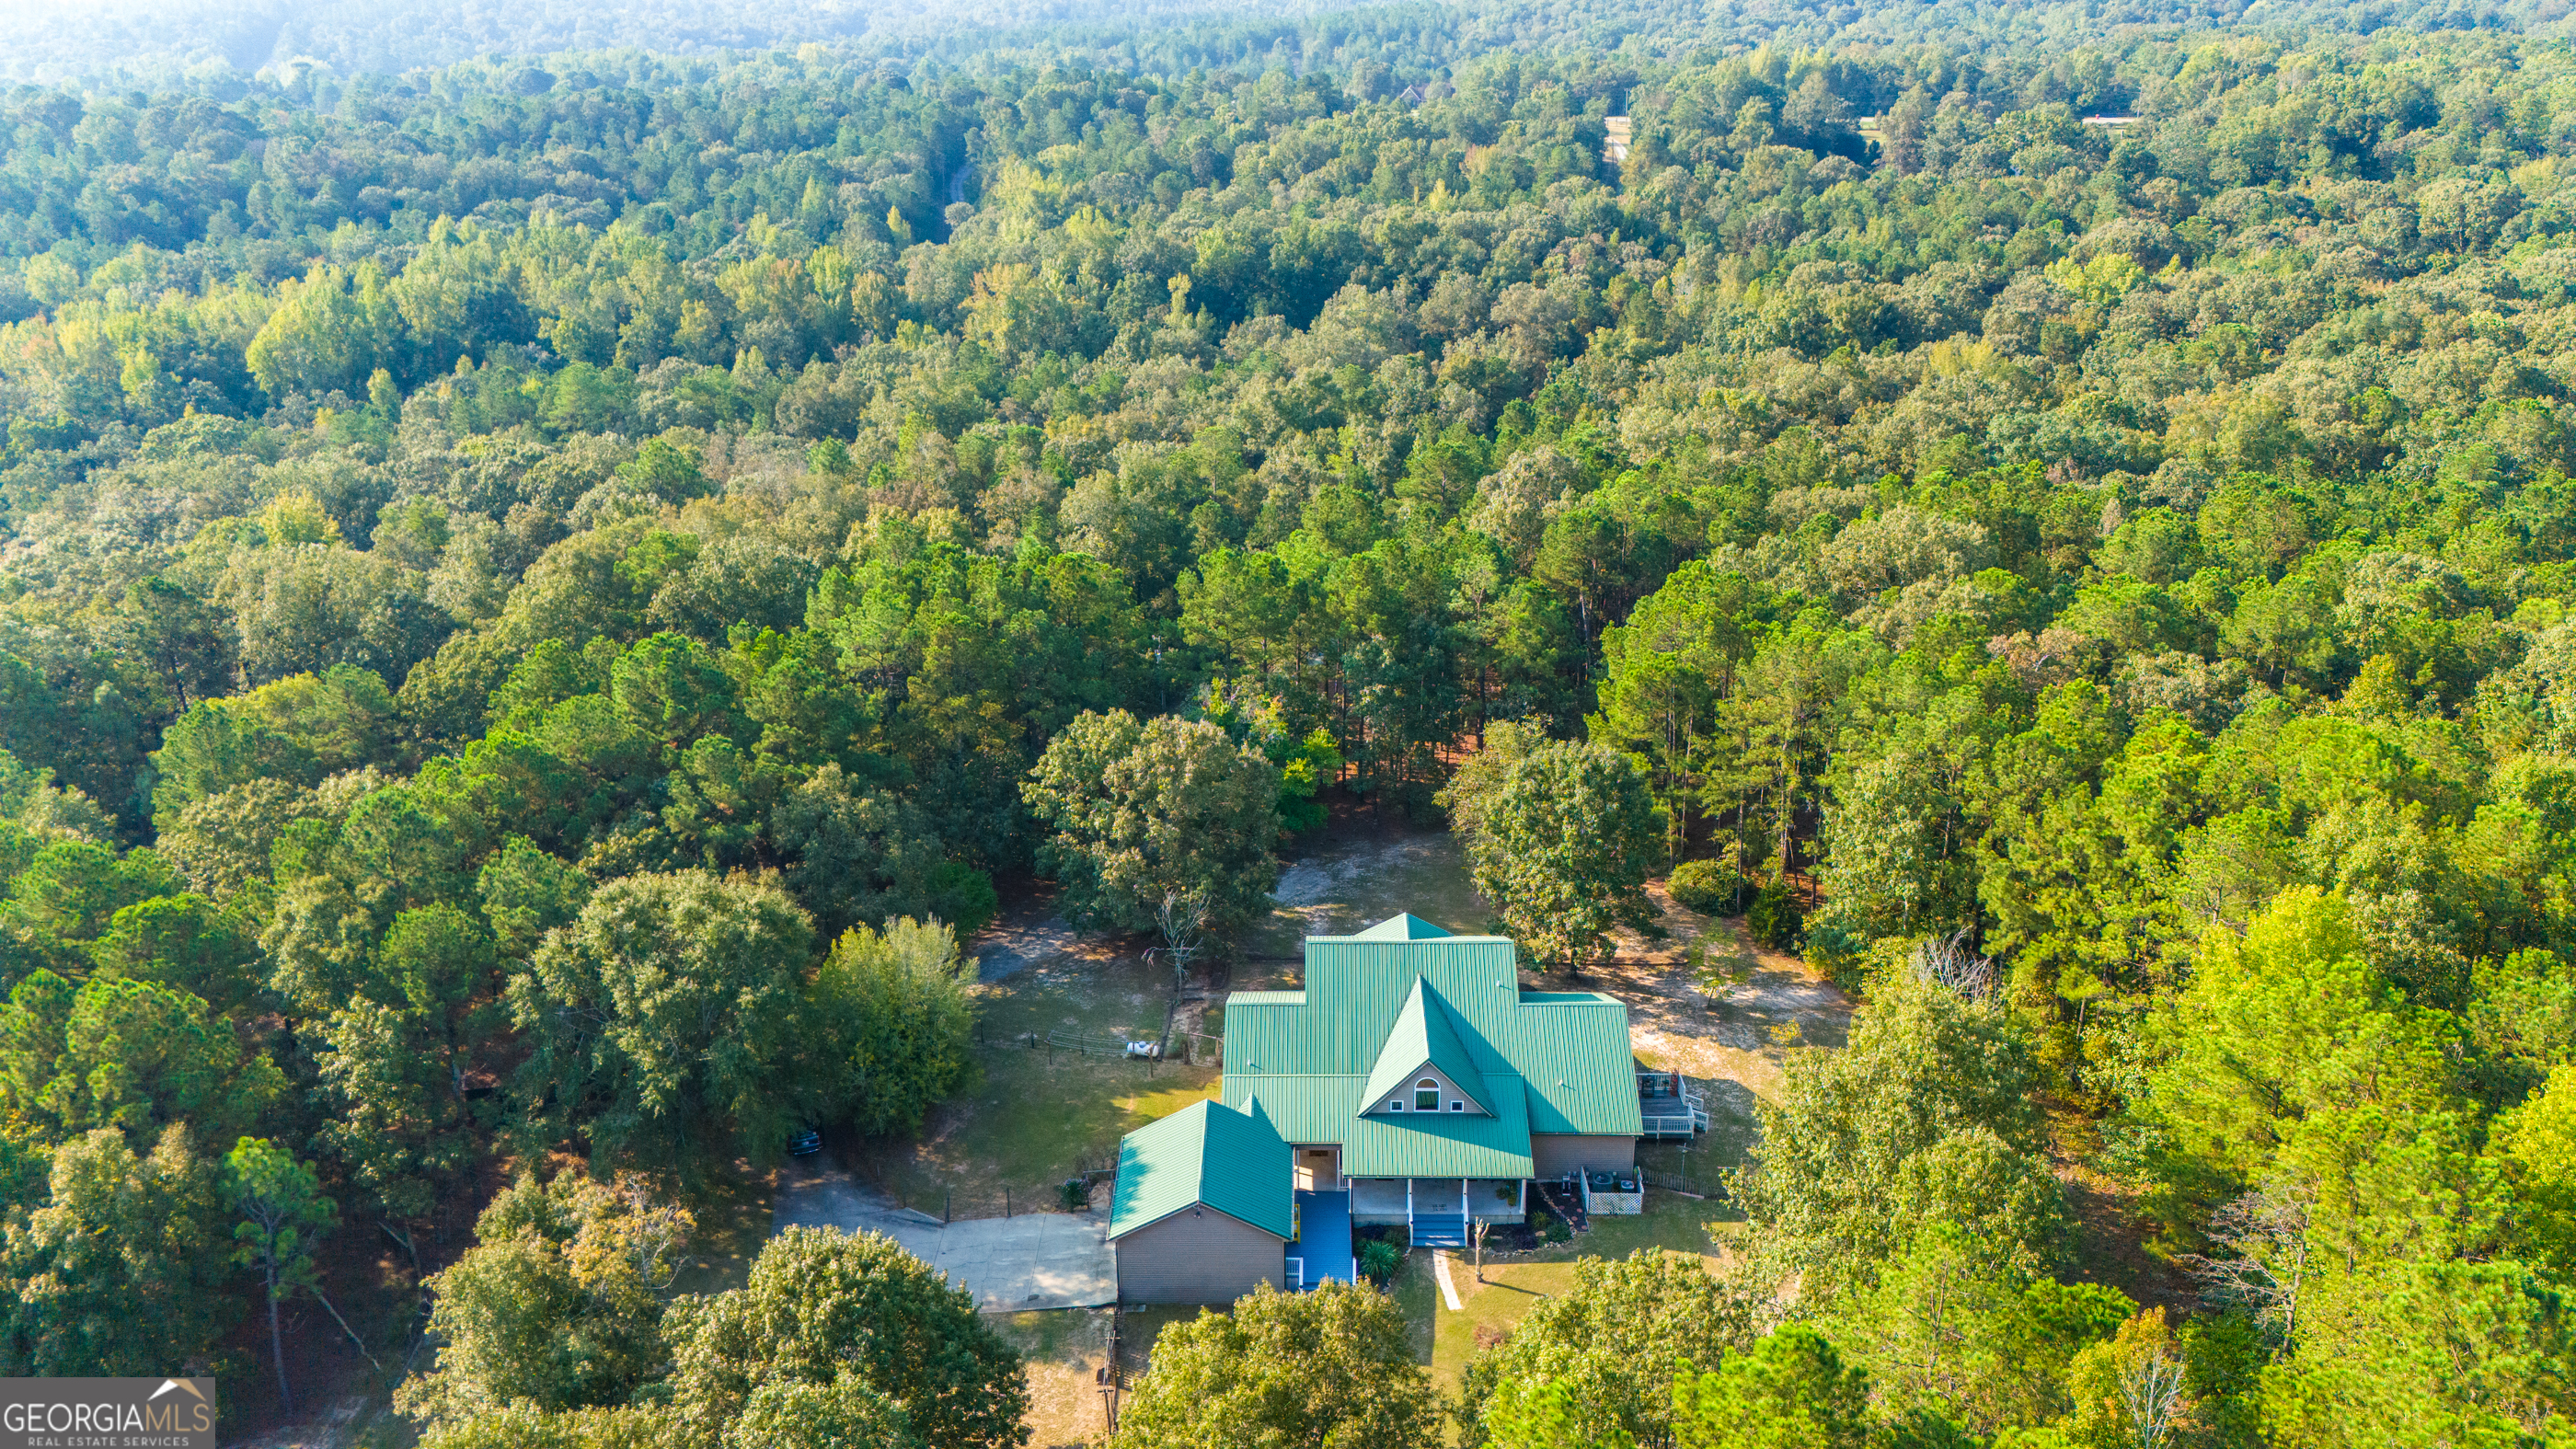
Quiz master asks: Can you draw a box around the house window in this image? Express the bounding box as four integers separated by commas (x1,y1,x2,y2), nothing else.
1388,1099,1403,1111
1414,1079,1440,1111
1448,1100,1464,1111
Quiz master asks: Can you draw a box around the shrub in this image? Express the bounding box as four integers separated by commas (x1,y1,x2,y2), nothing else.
1747,881,1803,949
929,861,998,937
1668,859,1749,915
1357,1238,1402,1282
1799,900,1869,985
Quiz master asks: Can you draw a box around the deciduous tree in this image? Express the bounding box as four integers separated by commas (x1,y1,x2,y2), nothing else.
508,870,814,1179
1024,709,1282,941
0,1125,233,1376
399,1172,690,1428
661,1225,1025,1449
1113,1281,1435,1449
1460,1252,1754,1448
1458,738,1662,972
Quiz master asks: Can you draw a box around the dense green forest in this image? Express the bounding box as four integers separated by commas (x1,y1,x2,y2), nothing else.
7,0,2563,100
2,0,2575,1442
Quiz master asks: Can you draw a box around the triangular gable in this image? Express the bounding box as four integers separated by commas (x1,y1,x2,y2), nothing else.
1352,913,1452,941
1218,920,1647,1145
1360,979,1492,1115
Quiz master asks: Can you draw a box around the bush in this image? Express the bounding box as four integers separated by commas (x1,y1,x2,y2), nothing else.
1799,900,1869,985
1667,859,1749,915
1747,881,1804,950
1357,1238,1402,1282
929,861,998,937
1059,1177,1089,1211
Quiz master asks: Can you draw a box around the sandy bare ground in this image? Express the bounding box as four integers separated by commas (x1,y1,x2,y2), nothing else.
1558,880,1856,1110
967,884,1123,983
771,1157,1115,1311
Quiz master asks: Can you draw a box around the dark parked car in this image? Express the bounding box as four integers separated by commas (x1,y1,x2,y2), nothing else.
788,1126,822,1156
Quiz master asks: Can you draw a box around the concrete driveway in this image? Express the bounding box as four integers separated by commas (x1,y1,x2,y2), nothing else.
774,1159,1115,1312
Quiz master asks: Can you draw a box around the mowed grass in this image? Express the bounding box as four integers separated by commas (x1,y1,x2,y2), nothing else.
844,942,1220,1222
1419,1188,1736,1403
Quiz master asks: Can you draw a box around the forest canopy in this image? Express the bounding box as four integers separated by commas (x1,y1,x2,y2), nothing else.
3,0,2576,1440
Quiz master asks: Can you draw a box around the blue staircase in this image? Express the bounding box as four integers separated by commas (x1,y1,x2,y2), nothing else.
1412,1212,1468,1248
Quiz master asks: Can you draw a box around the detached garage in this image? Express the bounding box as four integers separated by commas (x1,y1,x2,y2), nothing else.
1108,1100,1293,1305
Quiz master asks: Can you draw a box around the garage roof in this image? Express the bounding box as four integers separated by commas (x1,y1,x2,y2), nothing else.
1108,1099,1293,1240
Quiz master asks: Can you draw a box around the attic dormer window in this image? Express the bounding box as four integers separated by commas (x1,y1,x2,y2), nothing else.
1448,1100,1463,1111
1415,1079,1440,1111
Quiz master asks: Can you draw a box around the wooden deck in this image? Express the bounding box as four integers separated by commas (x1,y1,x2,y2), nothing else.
1637,1070,1710,1139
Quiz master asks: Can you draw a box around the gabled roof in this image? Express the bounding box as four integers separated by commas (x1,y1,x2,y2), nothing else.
1231,1072,1535,1178
1224,937,1639,1134
1108,1099,1293,1240
1218,921,1643,1178
1360,979,1491,1114
1353,913,1452,941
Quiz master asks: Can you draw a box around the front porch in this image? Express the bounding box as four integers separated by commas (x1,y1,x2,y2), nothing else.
1350,1177,1527,1246
1294,1144,1342,1190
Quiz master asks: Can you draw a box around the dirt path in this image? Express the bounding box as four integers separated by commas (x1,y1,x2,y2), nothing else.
970,910,1085,983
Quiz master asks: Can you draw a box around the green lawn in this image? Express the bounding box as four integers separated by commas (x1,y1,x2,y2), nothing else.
1419,1188,1737,1409
1391,1249,1439,1366
843,943,1220,1220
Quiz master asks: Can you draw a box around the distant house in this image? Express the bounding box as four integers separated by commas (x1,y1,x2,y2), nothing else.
1107,914,1707,1304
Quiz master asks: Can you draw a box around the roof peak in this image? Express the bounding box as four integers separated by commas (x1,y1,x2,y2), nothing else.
1109,1098,1292,1240
1352,912,1453,940
1360,977,1492,1114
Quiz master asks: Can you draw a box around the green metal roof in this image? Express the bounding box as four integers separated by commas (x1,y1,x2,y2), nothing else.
1232,1069,1536,1178
1353,913,1454,940
1108,1099,1293,1240
1216,927,1643,1178
1359,979,1492,1115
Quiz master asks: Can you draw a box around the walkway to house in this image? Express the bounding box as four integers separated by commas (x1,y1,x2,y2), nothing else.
1290,1188,1355,1288
773,1158,1116,1311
